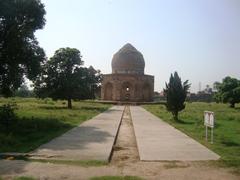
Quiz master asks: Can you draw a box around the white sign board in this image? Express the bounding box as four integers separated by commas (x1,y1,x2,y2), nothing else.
204,111,214,128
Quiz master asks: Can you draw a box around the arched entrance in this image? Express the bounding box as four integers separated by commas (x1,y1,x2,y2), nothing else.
104,83,113,100
121,82,133,101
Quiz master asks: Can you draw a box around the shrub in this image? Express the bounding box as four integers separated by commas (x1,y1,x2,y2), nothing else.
164,72,190,121
0,103,17,131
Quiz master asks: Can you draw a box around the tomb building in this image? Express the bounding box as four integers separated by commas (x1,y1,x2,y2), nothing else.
101,43,154,102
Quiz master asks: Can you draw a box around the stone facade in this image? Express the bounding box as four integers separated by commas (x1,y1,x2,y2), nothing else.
101,43,154,102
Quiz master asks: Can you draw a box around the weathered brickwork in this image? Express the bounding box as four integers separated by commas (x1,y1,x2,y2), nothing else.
101,44,154,102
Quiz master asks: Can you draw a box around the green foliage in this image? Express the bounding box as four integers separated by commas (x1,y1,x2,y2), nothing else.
164,72,190,121
0,0,46,96
0,103,17,131
34,48,102,108
90,176,144,180
0,97,110,152
14,84,35,97
143,102,240,170
214,77,240,108
13,176,36,180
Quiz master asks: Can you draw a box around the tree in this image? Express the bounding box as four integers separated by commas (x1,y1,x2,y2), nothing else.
0,0,46,97
214,77,240,108
14,83,35,97
34,48,102,109
82,66,102,99
213,81,222,103
164,72,190,121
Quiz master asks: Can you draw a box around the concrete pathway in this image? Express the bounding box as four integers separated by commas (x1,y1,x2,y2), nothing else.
111,106,139,165
130,106,220,161
31,106,124,162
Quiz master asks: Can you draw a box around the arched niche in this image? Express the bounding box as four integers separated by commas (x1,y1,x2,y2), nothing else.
142,83,151,101
104,83,113,100
134,83,140,100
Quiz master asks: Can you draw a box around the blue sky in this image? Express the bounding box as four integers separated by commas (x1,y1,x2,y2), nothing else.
35,0,240,92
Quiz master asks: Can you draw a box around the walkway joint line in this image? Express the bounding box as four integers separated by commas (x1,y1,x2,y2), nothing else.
108,105,126,162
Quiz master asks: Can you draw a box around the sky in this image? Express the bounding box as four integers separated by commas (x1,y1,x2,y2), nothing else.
35,0,240,93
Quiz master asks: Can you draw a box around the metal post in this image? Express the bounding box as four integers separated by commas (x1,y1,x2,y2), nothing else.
211,127,213,144
206,126,208,141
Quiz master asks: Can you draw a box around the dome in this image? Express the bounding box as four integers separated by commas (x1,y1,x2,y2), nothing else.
111,43,145,74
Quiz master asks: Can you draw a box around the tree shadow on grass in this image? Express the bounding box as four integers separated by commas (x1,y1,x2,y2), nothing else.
234,107,240,111
221,139,240,147
177,119,195,125
38,106,70,110
0,116,74,153
38,106,109,113
0,106,120,177
0,120,114,177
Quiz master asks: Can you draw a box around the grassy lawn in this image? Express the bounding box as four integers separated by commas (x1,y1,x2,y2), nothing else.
0,98,110,153
143,102,240,170
13,176,36,180
90,176,144,180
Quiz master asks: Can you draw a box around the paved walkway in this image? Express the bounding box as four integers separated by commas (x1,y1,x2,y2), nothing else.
31,105,220,162
31,106,124,162
130,106,220,161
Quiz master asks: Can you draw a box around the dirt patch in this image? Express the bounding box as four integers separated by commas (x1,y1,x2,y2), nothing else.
163,161,190,169
110,106,139,167
1,160,239,180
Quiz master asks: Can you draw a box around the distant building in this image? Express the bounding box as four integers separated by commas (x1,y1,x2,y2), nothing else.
187,85,214,102
153,91,166,102
101,43,154,102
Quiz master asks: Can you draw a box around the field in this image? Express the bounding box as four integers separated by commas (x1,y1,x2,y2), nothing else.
143,102,240,170
0,98,110,153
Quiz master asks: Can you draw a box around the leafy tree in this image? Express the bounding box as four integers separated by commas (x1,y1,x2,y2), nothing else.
14,83,35,97
164,72,190,121
81,65,102,99
34,48,102,108
0,0,46,97
214,77,240,108
213,81,222,103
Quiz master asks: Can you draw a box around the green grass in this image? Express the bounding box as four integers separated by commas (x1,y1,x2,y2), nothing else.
143,102,240,171
90,176,144,180
0,98,110,152
13,176,36,180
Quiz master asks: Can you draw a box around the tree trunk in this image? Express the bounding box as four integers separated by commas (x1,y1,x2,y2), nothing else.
173,111,178,121
230,102,235,108
67,98,72,109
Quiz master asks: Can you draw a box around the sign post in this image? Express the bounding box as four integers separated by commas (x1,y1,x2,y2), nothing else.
204,111,214,144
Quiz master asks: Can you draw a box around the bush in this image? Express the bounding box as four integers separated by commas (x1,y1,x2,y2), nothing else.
0,103,17,131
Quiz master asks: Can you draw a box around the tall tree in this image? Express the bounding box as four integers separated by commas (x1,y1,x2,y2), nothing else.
34,48,101,108
0,0,46,97
164,72,190,121
214,77,240,108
